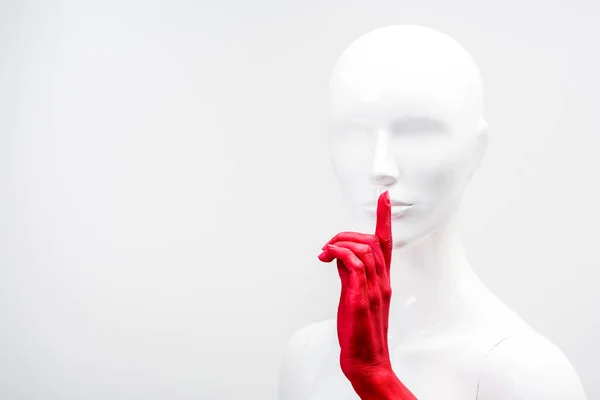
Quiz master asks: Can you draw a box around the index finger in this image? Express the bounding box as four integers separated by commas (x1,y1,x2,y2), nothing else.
375,190,393,266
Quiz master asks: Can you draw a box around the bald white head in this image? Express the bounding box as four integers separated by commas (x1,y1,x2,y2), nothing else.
329,25,485,133
327,25,488,247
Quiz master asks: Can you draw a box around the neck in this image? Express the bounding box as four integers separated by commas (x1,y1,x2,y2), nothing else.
386,210,477,344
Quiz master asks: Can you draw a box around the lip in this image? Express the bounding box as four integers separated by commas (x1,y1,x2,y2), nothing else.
363,201,414,218
362,200,413,207
390,200,412,207
390,205,412,218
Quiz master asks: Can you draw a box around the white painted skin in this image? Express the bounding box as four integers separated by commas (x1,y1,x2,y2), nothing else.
278,25,587,400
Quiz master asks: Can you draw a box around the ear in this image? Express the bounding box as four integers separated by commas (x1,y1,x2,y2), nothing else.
468,118,488,179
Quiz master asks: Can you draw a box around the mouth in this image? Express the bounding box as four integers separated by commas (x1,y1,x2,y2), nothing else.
363,200,414,218
390,200,412,207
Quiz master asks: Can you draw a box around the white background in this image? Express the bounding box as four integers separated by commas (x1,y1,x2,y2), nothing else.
1,1,598,399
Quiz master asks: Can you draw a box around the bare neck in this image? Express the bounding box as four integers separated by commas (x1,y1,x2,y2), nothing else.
387,211,479,344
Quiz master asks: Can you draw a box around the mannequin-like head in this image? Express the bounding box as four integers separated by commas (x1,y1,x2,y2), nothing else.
328,25,488,248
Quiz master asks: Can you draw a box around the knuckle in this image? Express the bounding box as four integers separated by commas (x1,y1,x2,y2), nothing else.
381,287,392,301
355,304,369,318
360,243,373,255
367,237,382,251
350,262,365,272
368,292,381,308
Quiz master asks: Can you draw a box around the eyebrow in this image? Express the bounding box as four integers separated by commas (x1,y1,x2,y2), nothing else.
389,117,447,132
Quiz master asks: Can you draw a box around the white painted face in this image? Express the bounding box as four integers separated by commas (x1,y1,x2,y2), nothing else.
328,25,488,248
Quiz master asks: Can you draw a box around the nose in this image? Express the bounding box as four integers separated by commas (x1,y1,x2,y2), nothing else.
369,129,399,187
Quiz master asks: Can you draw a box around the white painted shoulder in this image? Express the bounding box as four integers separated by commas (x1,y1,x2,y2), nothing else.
477,333,587,400
277,319,336,400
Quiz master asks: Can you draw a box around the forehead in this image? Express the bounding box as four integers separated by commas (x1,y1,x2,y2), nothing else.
330,91,452,128
329,68,471,128
328,38,484,131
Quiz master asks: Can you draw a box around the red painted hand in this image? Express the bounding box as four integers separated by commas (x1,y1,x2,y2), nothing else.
318,191,417,399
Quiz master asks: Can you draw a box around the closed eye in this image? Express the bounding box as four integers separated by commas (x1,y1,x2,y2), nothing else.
332,120,373,139
389,117,447,136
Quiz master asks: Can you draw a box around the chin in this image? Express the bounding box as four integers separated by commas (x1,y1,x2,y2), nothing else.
390,215,441,249
390,223,420,248
352,207,440,246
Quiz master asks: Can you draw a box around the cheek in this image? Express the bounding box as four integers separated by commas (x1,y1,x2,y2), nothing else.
330,146,371,192
396,138,467,200
406,162,460,202
337,173,371,208
400,159,466,233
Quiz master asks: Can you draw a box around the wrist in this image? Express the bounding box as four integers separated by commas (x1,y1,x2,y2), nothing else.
348,364,416,400
348,363,395,390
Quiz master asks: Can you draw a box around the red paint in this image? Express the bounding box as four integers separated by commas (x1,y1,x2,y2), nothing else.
318,191,417,399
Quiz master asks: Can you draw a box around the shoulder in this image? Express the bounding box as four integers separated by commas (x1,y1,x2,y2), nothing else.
477,332,587,400
278,319,337,400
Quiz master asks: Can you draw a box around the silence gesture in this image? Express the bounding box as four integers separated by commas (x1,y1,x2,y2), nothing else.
318,191,417,399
